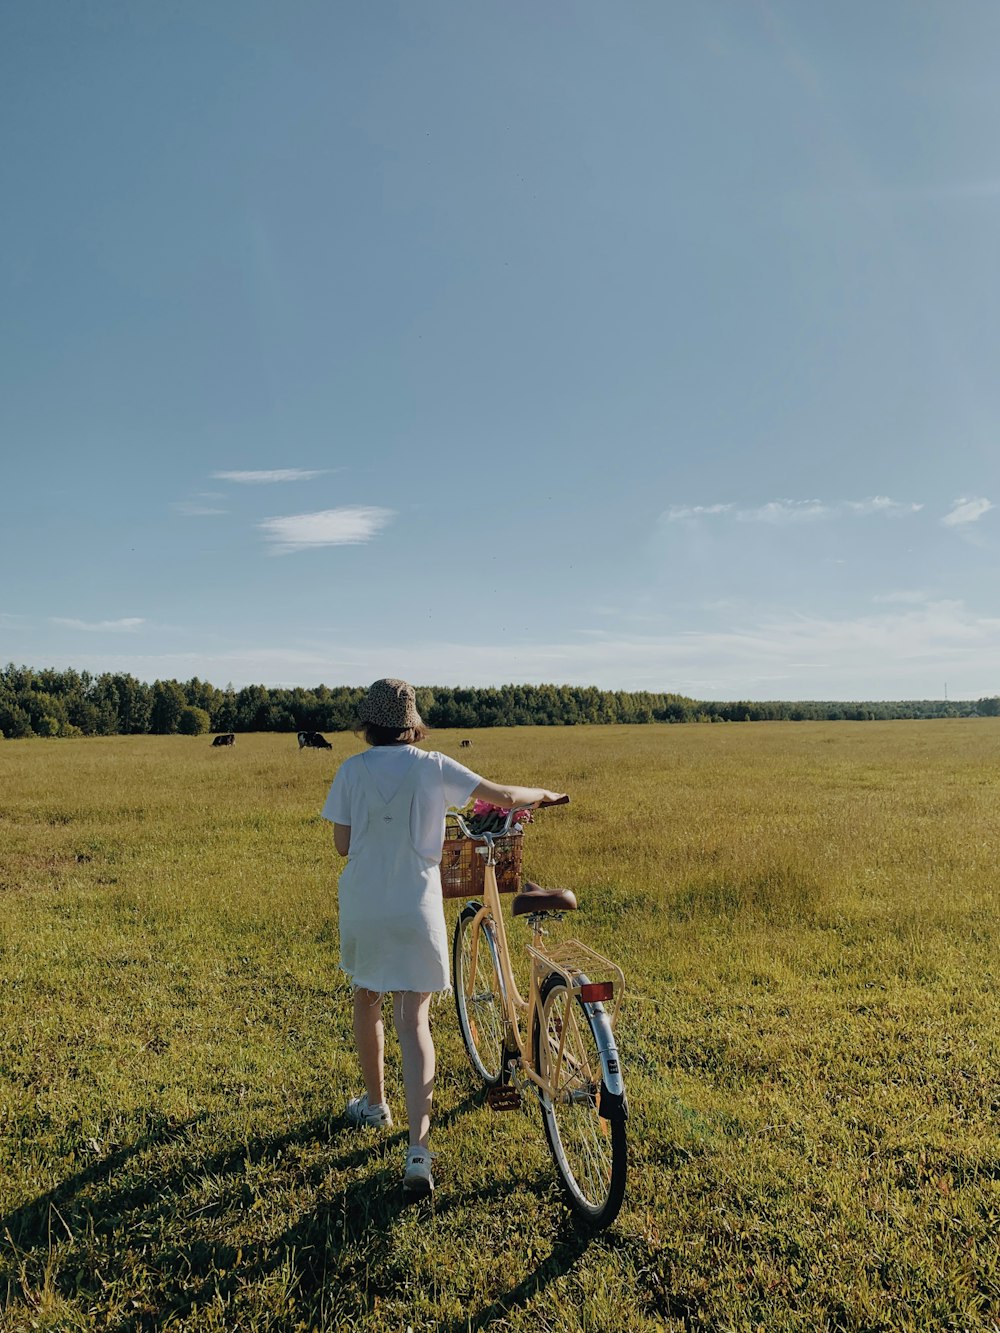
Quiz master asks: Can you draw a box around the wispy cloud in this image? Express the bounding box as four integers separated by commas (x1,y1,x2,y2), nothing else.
942,497,993,527
172,501,228,517
50,617,146,633
553,599,999,696
664,496,923,525
213,469,327,484
845,496,923,517
737,499,830,524
872,590,931,605
52,599,1000,697
259,506,394,555
663,503,734,521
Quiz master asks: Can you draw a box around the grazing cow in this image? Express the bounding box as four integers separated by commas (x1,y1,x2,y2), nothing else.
460,739,473,748
298,730,332,750
212,733,235,747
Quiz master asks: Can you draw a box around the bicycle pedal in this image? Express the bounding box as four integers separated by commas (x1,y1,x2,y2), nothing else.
486,1086,523,1112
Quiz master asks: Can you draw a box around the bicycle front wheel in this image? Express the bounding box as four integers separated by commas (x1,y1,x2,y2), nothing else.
453,903,508,1086
533,971,627,1229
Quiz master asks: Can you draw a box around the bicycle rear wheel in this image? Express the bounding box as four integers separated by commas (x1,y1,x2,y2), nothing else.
533,971,627,1229
453,903,508,1086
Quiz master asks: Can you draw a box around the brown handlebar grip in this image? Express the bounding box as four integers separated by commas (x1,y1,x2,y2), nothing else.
537,795,570,807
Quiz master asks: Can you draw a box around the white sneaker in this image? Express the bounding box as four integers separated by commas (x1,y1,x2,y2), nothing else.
345,1094,393,1128
403,1145,435,1197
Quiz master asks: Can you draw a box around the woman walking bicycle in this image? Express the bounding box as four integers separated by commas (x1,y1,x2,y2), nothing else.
322,678,565,1197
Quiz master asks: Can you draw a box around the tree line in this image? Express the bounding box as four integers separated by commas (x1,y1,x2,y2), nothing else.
0,664,996,739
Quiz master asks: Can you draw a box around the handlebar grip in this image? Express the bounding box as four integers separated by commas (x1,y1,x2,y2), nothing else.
537,795,570,807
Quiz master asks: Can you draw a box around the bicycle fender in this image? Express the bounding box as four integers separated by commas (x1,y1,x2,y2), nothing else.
599,1079,629,1122
585,1004,625,1099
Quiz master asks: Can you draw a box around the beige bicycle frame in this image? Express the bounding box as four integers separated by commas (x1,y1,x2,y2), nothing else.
462,838,623,1101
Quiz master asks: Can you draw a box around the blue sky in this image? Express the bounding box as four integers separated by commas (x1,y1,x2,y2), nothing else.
2,1,998,700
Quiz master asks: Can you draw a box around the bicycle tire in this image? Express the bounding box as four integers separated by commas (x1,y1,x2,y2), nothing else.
453,903,508,1087
533,970,627,1229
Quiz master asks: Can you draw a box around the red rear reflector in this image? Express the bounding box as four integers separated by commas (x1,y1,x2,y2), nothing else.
579,981,614,1003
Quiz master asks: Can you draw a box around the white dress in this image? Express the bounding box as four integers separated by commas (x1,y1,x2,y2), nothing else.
322,747,480,993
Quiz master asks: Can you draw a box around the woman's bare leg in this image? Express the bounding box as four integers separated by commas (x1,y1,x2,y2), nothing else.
353,988,386,1106
393,991,435,1147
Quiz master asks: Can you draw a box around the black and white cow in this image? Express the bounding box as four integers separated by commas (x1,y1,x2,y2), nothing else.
212,733,236,747
298,730,332,750
460,739,473,748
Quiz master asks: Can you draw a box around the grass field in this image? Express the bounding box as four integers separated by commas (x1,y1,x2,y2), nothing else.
1,722,999,1332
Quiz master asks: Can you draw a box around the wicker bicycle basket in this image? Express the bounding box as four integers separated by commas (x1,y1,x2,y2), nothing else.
440,825,523,900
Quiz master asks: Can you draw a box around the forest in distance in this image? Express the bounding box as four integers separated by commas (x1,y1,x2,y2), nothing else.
2,663,998,739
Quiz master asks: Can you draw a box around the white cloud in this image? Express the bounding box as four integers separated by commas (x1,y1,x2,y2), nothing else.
845,496,923,517
536,601,998,697
50,617,146,633
942,497,993,527
663,496,922,526
738,499,829,523
663,503,734,521
259,506,394,554
50,600,1000,699
212,469,328,484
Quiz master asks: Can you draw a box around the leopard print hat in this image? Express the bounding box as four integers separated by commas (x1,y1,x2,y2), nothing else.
357,677,422,729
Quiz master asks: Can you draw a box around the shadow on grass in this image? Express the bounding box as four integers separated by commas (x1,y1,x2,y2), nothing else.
1,1112,208,1250
0,1107,417,1328
422,1159,603,1333
1,1089,597,1328
435,1224,593,1333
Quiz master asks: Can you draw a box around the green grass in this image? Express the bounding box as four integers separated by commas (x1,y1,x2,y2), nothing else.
1,723,999,1331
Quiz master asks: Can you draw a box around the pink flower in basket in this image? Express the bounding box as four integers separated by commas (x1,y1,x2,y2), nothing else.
472,799,533,824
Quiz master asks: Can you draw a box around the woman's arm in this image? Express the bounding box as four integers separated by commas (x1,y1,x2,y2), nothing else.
472,780,567,809
334,823,351,856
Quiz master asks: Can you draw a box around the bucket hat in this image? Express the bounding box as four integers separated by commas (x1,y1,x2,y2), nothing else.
358,678,422,730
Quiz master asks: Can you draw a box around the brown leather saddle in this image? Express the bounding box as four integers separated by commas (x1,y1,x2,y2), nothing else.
511,879,578,916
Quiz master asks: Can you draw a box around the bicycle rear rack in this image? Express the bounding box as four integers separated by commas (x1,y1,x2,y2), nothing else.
526,938,625,1029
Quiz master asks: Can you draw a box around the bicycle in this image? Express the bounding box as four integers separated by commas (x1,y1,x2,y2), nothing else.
444,797,628,1229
